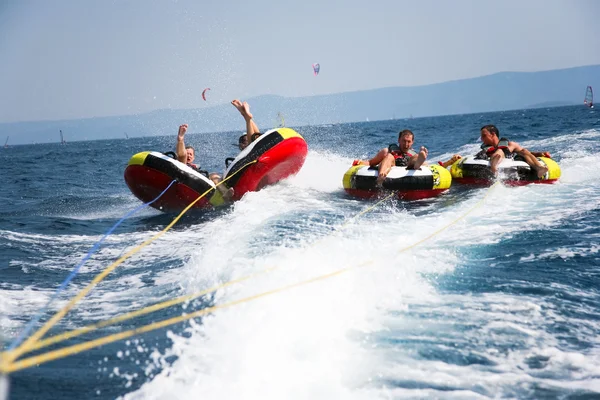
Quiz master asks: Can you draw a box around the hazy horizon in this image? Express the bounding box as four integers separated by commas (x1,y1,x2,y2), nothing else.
0,64,594,126
2,0,599,124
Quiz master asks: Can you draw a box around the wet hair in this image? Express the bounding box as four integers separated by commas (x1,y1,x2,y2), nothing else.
398,129,414,140
238,135,247,145
481,125,499,137
185,145,195,152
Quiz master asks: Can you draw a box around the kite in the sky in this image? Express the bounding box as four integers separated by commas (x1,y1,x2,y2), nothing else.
202,87,211,101
312,63,320,76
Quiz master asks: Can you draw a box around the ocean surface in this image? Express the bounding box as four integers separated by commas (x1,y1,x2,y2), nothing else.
1,105,599,399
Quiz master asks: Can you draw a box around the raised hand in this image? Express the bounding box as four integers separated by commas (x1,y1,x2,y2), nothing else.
178,124,188,140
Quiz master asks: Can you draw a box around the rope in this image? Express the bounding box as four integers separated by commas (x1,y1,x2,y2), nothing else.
26,267,276,353
0,183,497,373
2,265,356,374
336,192,395,231
5,179,178,352
16,191,398,355
0,161,255,367
19,192,399,354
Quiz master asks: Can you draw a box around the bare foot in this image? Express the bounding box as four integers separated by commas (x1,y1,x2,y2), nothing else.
241,101,253,120
412,147,428,169
231,99,253,120
376,173,387,186
536,165,549,179
231,99,243,112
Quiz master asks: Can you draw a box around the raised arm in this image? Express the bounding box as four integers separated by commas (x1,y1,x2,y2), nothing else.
176,124,188,163
232,99,260,145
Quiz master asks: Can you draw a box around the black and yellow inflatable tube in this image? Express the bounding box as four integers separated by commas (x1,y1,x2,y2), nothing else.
343,164,452,200
450,155,561,186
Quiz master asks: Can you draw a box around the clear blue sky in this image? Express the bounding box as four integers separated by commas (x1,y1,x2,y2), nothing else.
1,0,599,123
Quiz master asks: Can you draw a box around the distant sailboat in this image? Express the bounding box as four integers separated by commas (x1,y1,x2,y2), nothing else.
60,130,66,144
3,136,8,148
584,86,594,109
124,132,129,139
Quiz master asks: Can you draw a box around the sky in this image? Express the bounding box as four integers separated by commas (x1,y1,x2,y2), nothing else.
1,0,599,123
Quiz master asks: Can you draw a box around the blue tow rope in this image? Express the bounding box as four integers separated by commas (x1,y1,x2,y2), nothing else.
6,180,178,351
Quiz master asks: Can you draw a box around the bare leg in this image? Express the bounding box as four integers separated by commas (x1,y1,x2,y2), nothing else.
409,146,428,170
353,147,388,167
489,150,504,175
519,149,549,178
369,148,389,167
210,173,234,201
244,102,260,135
232,99,260,144
377,153,395,186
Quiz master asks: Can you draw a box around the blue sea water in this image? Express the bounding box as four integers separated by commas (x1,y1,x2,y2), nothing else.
1,105,599,399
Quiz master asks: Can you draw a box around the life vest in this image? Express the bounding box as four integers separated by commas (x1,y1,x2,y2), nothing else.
187,162,210,178
388,144,417,167
476,137,513,160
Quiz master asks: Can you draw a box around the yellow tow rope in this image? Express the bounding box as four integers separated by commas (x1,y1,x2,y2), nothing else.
0,160,256,369
0,180,497,374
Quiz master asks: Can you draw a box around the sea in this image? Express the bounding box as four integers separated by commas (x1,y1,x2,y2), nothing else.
1,105,599,399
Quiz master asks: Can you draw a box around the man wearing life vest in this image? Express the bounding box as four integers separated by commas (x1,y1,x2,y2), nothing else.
354,129,428,185
477,124,549,178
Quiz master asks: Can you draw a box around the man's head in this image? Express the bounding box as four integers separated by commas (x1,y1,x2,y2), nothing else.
397,129,415,152
238,134,248,150
480,125,500,146
185,145,195,164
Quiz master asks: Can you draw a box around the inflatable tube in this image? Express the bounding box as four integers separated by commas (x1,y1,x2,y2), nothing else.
124,151,218,213
124,128,308,212
343,164,452,200
450,155,561,186
214,128,308,202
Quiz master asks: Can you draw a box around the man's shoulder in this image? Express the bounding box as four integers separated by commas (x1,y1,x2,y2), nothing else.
506,140,521,149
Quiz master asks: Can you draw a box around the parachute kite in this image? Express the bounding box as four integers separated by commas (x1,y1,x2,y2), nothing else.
312,63,320,76
202,87,211,101
584,86,593,108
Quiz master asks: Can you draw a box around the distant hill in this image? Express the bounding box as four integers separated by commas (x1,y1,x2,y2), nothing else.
1,64,598,144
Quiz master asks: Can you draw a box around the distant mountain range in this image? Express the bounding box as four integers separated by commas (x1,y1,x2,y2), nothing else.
2,64,598,144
